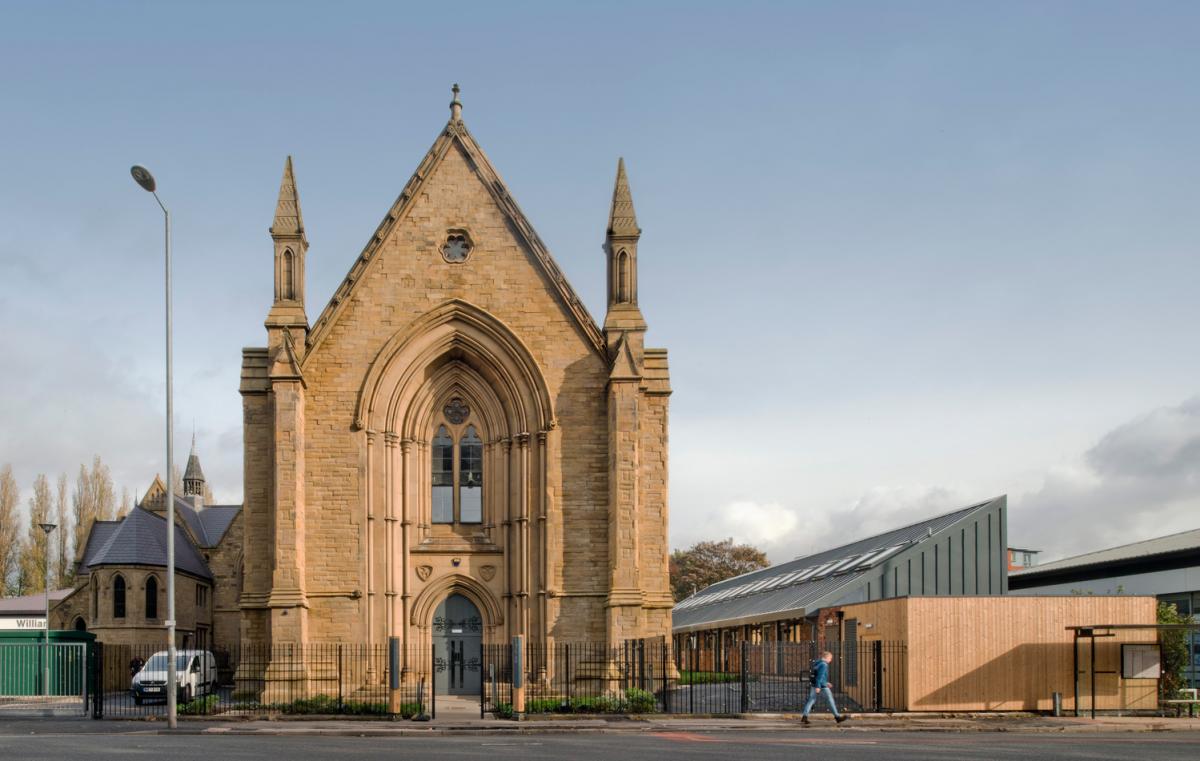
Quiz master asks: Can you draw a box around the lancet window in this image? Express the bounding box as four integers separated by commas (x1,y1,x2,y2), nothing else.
430,399,484,525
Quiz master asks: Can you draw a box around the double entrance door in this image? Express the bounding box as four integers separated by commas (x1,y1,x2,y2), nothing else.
433,594,482,696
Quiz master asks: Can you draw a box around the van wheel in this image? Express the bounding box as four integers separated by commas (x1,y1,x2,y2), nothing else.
180,685,192,704
134,695,143,706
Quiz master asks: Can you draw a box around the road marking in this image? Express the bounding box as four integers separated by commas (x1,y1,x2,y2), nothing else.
649,731,879,746
649,732,725,742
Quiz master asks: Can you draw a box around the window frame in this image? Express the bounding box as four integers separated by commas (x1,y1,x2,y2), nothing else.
112,574,126,619
145,575,158,620
429,410,485,527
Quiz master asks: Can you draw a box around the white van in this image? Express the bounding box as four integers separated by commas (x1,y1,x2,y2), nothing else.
131,649,218,705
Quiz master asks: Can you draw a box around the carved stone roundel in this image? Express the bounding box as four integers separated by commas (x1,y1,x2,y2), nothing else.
416,565,433,581
444,398,469,425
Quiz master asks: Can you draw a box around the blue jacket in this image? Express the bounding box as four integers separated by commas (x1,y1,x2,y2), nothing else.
811,659,830,688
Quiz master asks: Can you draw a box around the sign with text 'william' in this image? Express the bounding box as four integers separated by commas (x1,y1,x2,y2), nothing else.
0,617,47,631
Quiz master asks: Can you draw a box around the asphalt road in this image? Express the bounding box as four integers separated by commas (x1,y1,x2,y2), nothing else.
1,730,1198,760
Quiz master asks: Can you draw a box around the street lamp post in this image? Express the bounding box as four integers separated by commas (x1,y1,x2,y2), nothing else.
39,521,56,697
130,164,178,729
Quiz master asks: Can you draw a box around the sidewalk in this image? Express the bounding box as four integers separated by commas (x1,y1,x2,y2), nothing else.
167,712,1200,736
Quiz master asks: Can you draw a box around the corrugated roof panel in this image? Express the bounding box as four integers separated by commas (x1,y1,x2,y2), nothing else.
1012,527,1200,578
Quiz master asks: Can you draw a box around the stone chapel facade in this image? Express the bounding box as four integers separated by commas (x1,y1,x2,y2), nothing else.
239,91,672,653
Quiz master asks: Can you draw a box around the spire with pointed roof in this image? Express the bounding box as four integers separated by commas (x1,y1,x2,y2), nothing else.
270,156,306,241
607,157,640,238
182,433,206,499
267,155,310,346
603,158,647,362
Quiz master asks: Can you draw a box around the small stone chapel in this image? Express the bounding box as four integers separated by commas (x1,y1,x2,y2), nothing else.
238,87,673,663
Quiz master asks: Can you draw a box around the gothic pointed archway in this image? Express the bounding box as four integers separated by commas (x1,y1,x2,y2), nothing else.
355,300,558,652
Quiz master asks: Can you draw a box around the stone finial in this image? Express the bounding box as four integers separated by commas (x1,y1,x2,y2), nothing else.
607,157,640,238
450,83,463,122
270,155,306,241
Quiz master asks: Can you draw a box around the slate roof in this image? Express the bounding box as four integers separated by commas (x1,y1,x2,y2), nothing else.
80,507,213,580
673,498,1001,631
172,496,240,548
1011,527,1200,578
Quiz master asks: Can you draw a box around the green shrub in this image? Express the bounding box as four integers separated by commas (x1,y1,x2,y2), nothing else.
623,688,656,713
179,694,219,715
282,694,340,714
342,699,387,715
525,697,569,714
396,701,421,719
493,702,515,719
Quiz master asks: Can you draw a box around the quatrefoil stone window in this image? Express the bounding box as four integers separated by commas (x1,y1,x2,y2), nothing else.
441,229,474,263
444,398,470,424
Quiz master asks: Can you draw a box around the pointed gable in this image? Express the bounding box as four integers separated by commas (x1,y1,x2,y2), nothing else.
303,116,606,361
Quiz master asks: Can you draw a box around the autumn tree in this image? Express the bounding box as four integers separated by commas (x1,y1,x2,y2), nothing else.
18,474,53,594
0,465,21,595
670,538,770,602
72,456,115,557
54,473,73,587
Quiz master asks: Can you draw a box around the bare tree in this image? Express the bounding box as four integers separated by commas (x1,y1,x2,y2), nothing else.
0,465,21,595
54,473,73,587
19,474,53,594
117,486,132,519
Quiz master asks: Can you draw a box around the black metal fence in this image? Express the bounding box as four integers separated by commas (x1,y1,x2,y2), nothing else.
479,637,906,716
92,642,435,718
670,639,908,714
85,637,906,719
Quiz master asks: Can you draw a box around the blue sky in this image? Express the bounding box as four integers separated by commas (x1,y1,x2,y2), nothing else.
2,1,1199,563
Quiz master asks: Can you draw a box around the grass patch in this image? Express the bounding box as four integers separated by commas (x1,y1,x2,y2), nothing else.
677,670,739,685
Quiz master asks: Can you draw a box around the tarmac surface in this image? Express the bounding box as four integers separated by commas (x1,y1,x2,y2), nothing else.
1,726,1198,761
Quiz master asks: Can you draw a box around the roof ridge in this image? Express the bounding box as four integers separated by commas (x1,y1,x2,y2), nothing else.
303,117,607,360
792,497,997,563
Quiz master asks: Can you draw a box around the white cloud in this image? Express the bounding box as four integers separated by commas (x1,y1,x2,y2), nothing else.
1011,396,1200,560
713,501,802,553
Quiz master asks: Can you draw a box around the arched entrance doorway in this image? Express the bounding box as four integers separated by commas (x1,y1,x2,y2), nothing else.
433,594,482,696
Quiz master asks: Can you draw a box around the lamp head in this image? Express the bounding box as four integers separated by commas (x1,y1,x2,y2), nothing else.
130,165,157,193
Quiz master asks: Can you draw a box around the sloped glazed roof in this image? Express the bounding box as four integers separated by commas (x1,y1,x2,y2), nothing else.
673,498,1002,630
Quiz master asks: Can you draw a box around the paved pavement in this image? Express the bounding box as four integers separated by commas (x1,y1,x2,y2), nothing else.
3,712,1200,735
0,729,1198,760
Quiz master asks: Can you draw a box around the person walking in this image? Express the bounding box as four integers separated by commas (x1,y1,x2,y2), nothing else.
801,650,848,725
